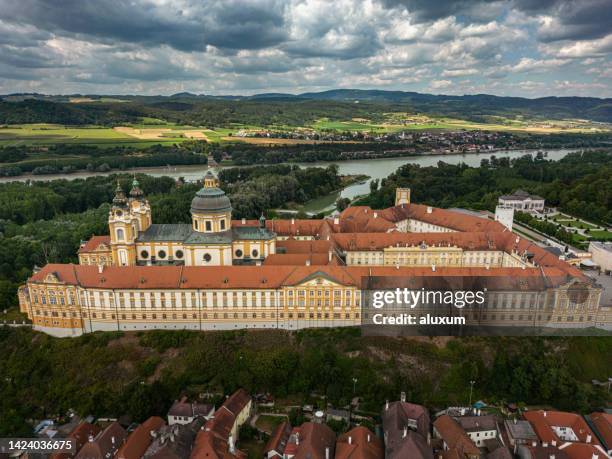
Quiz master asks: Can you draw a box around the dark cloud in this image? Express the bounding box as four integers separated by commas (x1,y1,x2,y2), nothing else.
380,0,504,22
0,0,288,51
0,0,609,97
535,0,612,42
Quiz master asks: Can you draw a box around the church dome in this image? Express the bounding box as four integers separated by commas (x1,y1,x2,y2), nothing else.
190,186,232,213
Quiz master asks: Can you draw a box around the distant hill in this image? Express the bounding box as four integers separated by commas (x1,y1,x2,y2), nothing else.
292,90,612,123
2,89,612,124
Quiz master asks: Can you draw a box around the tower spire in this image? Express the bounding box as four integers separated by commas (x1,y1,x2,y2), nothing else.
129,174,144,199
113,181,127,206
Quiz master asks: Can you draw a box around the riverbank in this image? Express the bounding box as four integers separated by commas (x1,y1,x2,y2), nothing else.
0,147,580,184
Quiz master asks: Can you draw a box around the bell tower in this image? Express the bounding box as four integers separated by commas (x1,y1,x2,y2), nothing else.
108,182,137,266
128,177,152,233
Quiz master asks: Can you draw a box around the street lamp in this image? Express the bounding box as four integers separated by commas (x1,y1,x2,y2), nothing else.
352,378,358,395
468,380,476,407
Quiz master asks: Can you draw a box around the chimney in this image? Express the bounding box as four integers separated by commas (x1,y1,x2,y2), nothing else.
111,436,115,445
325,447,330,459
427,206,432,214
403,426,408,438
98,264,104,274
544,411,547,417
88,434,94,442
296,432,300,446
348,436,352,445
386,400,389,410
401,391,406,402
334,217,339,225
228,434,235,454
291,218,295,224
532,442,536,447
367,434,371,443
586,435,591,443
373,212,378,218
241,218,246,224
305,259,311,266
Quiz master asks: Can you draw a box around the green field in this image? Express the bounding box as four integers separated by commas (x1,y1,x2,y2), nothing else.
0,123,239,147
312,114,611,134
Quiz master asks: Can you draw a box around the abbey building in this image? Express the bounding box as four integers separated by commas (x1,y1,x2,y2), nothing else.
18,171,610,337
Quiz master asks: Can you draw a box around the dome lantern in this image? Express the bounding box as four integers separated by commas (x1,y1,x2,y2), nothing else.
112,182,128,207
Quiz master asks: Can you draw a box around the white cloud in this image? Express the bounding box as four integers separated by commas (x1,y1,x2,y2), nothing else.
441,68,479,77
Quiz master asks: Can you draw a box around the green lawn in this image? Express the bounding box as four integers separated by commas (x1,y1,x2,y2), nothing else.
587,230,612,241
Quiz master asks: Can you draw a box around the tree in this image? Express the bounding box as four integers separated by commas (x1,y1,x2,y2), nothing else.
336,197,350,211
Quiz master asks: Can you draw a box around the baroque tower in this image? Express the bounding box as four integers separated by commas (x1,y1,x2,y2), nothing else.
128,177,152,233
108,182,138,266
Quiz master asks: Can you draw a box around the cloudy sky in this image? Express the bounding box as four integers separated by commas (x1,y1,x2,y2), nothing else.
1,0,611,97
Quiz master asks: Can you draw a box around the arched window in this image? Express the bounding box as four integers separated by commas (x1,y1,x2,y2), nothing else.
116,228,125,241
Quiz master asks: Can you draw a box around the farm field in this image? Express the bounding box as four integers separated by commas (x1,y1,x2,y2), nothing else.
0,112,610,149
312,115,612,134
0,123,228,147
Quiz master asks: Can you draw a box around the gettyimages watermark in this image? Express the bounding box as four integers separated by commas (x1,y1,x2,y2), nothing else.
370,288,486,326
360,275,610,337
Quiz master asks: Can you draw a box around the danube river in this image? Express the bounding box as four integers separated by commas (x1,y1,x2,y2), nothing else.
0,148,578,214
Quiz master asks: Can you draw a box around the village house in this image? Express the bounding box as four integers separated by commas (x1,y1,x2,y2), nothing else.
167,397,215,426
74,421,127,459
382,393,432,459
116,416,165,459
283,422,336,459
335,425,384,459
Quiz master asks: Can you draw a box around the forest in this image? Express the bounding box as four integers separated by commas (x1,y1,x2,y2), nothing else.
0,326,610,436
360,150,612,226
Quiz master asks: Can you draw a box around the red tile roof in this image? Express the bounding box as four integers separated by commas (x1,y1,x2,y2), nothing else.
559,442,610,459
221,389,251,418
335,426,384,459
433,415,480,457
589,412,612,452
205,408,235,441
75,422,127,459
28,263,580,291
276,239,332,254
264,421,292,456
117,416,165,459
284,423,336,459
190,430,246,459
523,411,600,446
51,423,101,459
263,254,332,266
78,236,111,254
